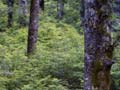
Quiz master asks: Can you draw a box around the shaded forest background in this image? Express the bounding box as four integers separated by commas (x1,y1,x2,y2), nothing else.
0,0,120,90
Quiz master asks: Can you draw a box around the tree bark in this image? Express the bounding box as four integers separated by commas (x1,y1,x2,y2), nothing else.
39,0,44,10
57,0,64,19
7,0,14,27
80,0,85,27
84,0,114,90
18,0,28,26
27,0,40,55
80,0,84,20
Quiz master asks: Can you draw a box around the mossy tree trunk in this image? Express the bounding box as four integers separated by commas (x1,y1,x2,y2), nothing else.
27,0,40,55
84,0,114,90
7,0,14,27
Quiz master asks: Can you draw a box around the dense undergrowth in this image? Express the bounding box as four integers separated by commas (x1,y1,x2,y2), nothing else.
0,20,84,90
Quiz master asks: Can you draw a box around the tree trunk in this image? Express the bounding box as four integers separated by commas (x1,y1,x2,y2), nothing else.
80,0,84,20
39,0,44,10
27,0,40,55
80,0,85,27
7,0,14,27
57,0,64,19
18,0,28,26
84,0,114,90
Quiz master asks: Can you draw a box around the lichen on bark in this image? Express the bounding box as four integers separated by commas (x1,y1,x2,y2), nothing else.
84,0,114,90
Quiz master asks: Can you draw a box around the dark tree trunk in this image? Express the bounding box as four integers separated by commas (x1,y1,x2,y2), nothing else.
84,0,114,90
27,0,40,55
80,0,85,27
57,0,64,19
7,0,14,27
18,0,28,26
40,0,44,10
80,0,84,20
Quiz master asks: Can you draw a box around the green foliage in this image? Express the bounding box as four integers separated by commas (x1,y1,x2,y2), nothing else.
45,0,81,32
0,19,84,89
